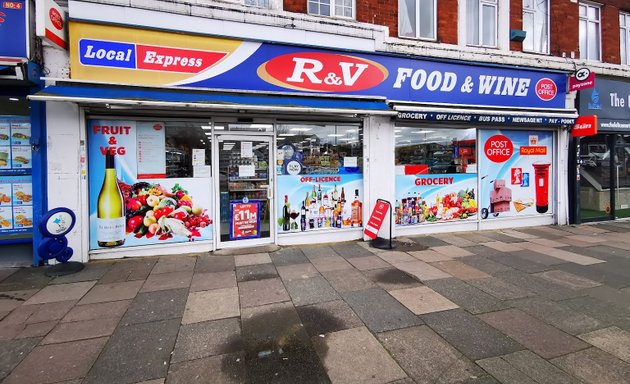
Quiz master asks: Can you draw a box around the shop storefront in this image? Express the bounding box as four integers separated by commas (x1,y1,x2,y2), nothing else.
572,78,630,223
35,19,576,260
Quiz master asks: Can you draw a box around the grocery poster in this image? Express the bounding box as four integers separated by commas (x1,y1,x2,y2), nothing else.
478,130,554,219
88,120,213,250
395,174,478,225
0,175,32,234
276,174,363,233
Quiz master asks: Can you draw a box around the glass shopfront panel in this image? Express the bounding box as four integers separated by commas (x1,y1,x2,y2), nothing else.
614,135,630,219
276,124,363,234
87,118,213,250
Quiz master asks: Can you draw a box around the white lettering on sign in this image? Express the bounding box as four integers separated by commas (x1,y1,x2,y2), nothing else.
84,45,132,62
286,58,369,87
478,76,530,96
393,68,457,92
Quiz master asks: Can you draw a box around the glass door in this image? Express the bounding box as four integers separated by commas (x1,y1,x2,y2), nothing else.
214,135,274,247
614,135,630,219
578,134,614,221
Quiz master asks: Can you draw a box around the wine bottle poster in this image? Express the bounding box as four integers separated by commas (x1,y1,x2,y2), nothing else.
88,119,213,250
276,173,363,233
395,174,477,225
479,130,554,219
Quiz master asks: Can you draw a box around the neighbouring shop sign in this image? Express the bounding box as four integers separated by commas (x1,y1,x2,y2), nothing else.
569,68,595,92
36,0,68,50
580,78,630,130
397,111,576,126
572,115,598,137
68,21,568,110
230,201,260,240
0,0,27,59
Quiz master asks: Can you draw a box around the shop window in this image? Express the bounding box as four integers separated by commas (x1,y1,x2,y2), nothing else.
621,12,630,65
87,119,213,251
467,0,498,47
579,2,601,61
308,0,354,18
399,0,437,40
276,124,363,234
522,0,549,54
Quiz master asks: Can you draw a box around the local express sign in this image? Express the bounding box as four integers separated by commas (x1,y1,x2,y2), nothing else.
69,22,567,109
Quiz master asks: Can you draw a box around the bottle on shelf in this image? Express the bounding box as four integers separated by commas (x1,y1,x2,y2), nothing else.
340,187,346,205
97,153,126,247
351,189,363,227
332,185,338,202
300,200,307,232
283,195,290,231
317,184,322,204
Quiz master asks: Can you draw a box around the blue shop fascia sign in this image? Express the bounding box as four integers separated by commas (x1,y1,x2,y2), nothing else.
397,111,576,125
579,78,630,130
0,0,28,59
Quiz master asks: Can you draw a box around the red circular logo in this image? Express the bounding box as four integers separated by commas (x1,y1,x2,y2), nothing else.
49,8,63,30
535,78,557,101
484,135,513,163
152,124,163,131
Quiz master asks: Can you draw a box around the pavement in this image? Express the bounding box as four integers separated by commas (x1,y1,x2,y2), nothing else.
1,222,630,384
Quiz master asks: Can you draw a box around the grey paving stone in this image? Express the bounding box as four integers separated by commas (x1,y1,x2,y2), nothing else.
556,261,629,289
50,263,113,285
238,278,290,308
183,287,240,324
551,347,630,384
517,226,571,239
84,319,180,384
460,255,515,274
561,244,626,261
98,258,157,284
78,280,144,305
494,269,584,301
166,353,246,384
25,281,96,305
467,277,533,300
301,245,339,260
150,256,196,274
500,350,577,384
480,232,529,243
313,326,407,384
62,300,130,323
171,318,241,363
285,276,339,306
236,263,278,282
421,309,522,360
347,256,391,271
390,286,459,315
330,243,374,259
276,263,320,281
534,270,602,290
0,337,40,380
140,271,193,293
452,232,496,244
485,252,552,273
0,268,53,292
363,268,423,291
429,260,490,280
4,337,108,384
425,278,507,314
24,300,77,324
342,288,422,332
476,356,537,384
190,271,236,292
15,320,57,339
121,288,187,325
561,295,630,330
269,248,309,266
194,255,235,273
407,235,451,247
0,289,38,313
377,325,486,384
509,296,603,335
296,300,364,336
578,326,630,364
478,308,589,359
42,317,120,344
0,268,18,284
322,268,375,293
310,255,353,272
582,285,630,309
234,253,272,267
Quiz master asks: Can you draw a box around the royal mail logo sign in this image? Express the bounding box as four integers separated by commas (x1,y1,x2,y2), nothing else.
78,39,227,74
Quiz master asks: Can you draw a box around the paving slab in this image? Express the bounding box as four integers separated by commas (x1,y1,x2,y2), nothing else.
301,245,339,260
431,245,475,258
42,317,120,344
478,308,589,359
578,326,630,364
499,350,577,384
0,268,18,284
425,278,507,314
556,262,630,289
407,235,451,248
460,255,515,274
310,256,354,272
0,268,53,292
121,288,187,325
582,285,630,309
551,347,630,384
485,252,552,273
24,299,77,324
166,353,246,384
376,251,416,264
296,300,363,336
392,260,452,282
269,248,309,266
433,233,478,247
78,280,144,305
84,319,180,384
183,287,240,324
236,263,278,282
0,337,40,380
466,277,533,300
313,326,407,384
510,249,570,266
363,268,423,291
0,303,39,326
500,229,538,240
234,253,272,267
0,289,38,312
330,243,373,259
389,286,459,315
342,288,422,332
453,232,496,244
276,263,320,281
190,271,236,292
98,258,156,284
25,281,96,305
15,320,58,339
376,325,486,384
481,242,524,253
527,237,570,247
322,269,375,293
526,243,605,265
408,249,453,262
4,337,108,384
50,263,112,285
561,295,630,330
534,269,602,290
62,299,130,323
430,260,490,280
480,232,529,243
150,256,196,274
476,356,538,384
238,278,290,308
194,255,235,273
494,269,583,301
140,270,193,293
509,296,603,335
561,244,626,261
171,317,241,363
285,276,340,306
346,256,391,271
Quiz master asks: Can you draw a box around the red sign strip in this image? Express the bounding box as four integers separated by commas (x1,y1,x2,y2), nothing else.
364,200,389,240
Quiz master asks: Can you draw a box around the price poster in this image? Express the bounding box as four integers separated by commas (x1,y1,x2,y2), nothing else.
230,201,260,240
136,122,166,179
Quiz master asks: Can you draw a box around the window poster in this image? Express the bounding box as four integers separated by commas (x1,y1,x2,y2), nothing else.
276,174,363,233
137,122,166,179
479,130,554,219
0,175,32,234
230,201,260,240
88,119,213,250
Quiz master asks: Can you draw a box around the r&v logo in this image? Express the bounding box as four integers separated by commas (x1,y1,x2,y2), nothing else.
258,52,388,92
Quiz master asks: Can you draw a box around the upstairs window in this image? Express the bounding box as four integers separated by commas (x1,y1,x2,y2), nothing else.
579,2,601,61
245,0,269,7
522,0,549,53
308,0,354,18
622,12,630,64
399,0,437,40
467,0,497,47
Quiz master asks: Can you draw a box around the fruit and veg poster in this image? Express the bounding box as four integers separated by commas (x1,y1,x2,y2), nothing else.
479,130,553,219
395,173,477,225
88,119,213,250
230,201,260,240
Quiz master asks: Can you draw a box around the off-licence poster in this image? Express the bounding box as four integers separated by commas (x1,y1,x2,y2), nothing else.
479,130,554,219
395,173,478,225
88,120,213,250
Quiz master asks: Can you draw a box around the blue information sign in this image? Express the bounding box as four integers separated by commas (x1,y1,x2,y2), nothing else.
0,1,27,59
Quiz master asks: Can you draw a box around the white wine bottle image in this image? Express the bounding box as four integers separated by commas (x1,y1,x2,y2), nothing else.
97,153,126,247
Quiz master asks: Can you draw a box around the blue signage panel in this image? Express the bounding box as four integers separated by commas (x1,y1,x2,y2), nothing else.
78,39,136,69
0,1,27,58
397,111,576,126
579,78,630,130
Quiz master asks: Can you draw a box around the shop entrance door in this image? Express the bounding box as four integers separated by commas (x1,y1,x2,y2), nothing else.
613,137,630,219
578,134,614,221
214,135,274,248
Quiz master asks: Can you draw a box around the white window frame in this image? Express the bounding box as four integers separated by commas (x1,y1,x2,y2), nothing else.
522,0,549,54
398,0,438,41
579,2,602,61
244,0,269,8
621,12,630,65
466,0,498,47
308,0,355,19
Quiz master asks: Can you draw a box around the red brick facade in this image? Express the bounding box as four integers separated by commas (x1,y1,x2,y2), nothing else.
437,0,458,44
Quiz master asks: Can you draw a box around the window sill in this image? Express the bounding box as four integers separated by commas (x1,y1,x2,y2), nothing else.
306,13,356,21
397,35,438,43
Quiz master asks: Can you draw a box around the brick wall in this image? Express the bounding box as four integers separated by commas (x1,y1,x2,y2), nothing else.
437,0,458,44
509,0,523,52
602,3,621,64
284,0,306,13
356,0,397,37
549,0,579,57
